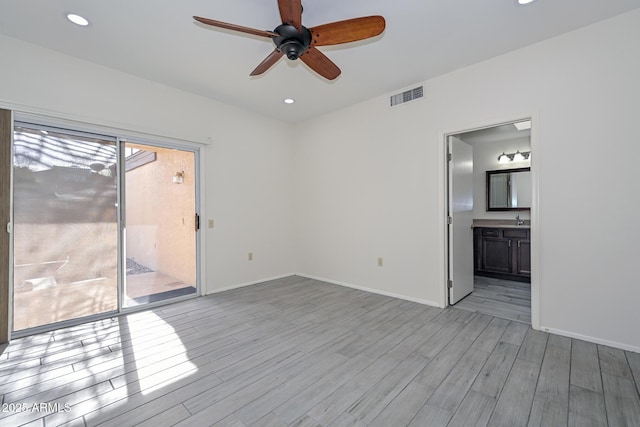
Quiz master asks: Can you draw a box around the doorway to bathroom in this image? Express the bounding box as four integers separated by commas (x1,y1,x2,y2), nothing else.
446,119,534,324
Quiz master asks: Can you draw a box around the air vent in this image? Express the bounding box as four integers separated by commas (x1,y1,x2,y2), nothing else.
390,86,423,107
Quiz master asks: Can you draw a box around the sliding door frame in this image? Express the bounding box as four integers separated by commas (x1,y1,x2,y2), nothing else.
117,137,202,315
8,111,202,338
10,121,121,337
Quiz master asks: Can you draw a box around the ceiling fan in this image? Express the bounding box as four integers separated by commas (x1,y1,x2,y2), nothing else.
193,0,385,80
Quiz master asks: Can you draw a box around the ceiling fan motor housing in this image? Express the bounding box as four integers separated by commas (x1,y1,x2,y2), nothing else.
273,24,312,60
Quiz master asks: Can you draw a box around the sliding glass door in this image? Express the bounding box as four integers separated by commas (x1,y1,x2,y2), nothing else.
122,142,197,307
12,124,119,330
12,121,199,335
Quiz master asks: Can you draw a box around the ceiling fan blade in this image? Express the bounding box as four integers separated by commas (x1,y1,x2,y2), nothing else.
250,49,285,76
299,47,341,80
310,16,385,46
278,0,303,31
193,16,279,38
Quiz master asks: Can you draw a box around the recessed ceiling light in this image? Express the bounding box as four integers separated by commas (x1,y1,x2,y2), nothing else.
283,98,295,104
517,0,536,4
67,13,89,26
514,120,532,131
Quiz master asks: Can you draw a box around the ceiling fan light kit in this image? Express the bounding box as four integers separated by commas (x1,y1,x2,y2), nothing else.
193,0,385,80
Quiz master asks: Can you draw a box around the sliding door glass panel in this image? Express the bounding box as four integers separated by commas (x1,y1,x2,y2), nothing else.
123,143,197,307
13,124,118,331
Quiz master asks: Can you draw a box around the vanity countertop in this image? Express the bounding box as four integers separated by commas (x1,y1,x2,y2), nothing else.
473,219,530,229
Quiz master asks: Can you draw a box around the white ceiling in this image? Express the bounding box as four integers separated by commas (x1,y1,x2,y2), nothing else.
1,1,638,123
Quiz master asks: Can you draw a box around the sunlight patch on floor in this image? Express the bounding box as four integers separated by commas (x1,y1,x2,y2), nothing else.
123,312,198,395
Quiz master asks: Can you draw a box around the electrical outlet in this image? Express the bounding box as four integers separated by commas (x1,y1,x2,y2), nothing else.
208,219,214,228
377,257,383,267
248,252,253,261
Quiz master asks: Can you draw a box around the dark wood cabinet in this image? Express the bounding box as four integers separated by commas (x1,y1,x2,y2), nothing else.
474,227,530,282
515,239,531,276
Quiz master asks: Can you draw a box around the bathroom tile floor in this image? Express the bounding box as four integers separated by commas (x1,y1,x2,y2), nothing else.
454,276,531,324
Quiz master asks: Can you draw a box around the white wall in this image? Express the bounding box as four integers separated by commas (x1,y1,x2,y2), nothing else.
293,97,440,305
0,34,296,294
470,136,531,220
294,9,640,351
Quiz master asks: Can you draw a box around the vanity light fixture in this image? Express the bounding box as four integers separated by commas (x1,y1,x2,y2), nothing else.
66,13,89,26
498,150,531,163
513,151,525,162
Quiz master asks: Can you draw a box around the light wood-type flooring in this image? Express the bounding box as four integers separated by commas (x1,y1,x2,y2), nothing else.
454,276,531,324
1,275,639,426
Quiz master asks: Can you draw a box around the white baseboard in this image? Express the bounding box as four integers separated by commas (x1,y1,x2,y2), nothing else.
295,273,441,308
204,273,296,295
540,325,640,353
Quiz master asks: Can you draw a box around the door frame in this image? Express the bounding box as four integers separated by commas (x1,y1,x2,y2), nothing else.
118,137,202,315
441,113,540,330
8,111,204,338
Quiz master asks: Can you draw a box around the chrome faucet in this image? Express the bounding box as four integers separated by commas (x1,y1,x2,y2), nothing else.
516,215,525,226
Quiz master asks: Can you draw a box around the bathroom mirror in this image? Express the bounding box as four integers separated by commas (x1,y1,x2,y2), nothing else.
486,167,531,211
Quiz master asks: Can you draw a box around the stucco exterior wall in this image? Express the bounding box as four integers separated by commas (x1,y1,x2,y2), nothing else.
125,145,196,285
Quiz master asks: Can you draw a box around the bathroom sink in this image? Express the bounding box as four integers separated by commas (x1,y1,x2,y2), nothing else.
472,219,530,229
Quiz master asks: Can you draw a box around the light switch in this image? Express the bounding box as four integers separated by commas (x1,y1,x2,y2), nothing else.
208,219,214,228
378,257,383,267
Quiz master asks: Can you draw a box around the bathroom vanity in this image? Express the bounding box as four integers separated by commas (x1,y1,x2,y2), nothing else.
473,225,531,283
